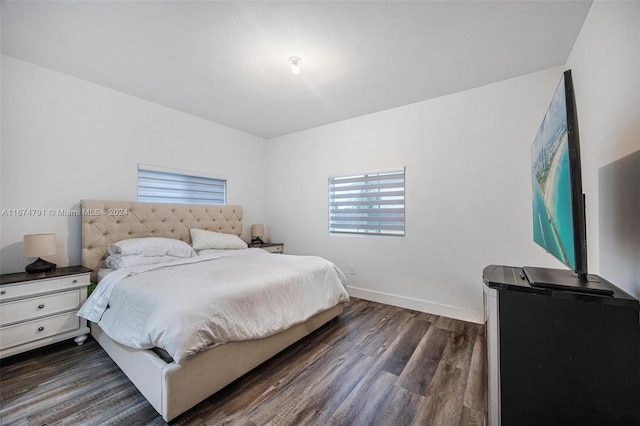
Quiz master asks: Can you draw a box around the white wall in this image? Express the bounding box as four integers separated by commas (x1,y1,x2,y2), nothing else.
266,68,567,323
1,55,268,274
266,1,640,320
565,0,640,296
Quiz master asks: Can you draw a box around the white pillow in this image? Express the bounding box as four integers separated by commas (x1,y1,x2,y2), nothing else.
190,228,248,250
196,249,232,257
107,237,195,258
97,268,114,282
105,254,184,270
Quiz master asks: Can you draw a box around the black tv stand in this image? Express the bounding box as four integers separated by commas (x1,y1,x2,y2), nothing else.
483,265,640,425
522,265,614,295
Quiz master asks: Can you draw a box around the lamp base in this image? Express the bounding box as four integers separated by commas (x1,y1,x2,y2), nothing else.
251,237,264,247
25,258,57,273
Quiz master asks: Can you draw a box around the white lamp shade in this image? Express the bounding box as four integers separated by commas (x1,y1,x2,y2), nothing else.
251,224,264,238
23,233,57,257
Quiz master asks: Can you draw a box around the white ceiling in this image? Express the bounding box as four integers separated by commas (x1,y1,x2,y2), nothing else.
1,1,592,139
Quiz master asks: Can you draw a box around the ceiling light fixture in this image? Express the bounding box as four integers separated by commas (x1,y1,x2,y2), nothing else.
289,56,301,75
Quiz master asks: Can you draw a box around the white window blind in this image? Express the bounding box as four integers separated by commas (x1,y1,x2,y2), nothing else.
329,168,405,236
137,165,226,205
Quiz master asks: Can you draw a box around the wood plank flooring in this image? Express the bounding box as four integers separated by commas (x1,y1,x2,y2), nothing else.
0,298,486,425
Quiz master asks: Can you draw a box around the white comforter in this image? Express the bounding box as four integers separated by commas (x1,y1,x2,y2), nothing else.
78,249,349,363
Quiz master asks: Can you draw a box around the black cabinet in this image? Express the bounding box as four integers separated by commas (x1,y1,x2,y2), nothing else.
483,265,640,425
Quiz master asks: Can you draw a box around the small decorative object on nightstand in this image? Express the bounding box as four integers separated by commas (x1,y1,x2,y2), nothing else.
259,243,284,254
0,266,92,359
251,224,265,246
23,233,57,273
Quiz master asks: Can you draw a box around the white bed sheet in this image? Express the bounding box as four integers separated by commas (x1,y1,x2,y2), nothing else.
195,248,236,256
78,249,348,363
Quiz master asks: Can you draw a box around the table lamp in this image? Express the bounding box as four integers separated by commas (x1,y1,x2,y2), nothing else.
24,233,57,273
251,224,265,246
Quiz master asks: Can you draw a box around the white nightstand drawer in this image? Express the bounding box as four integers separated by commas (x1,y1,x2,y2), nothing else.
0,274,89,302
0,290,80,326
0,312,80,349
262,244,283,254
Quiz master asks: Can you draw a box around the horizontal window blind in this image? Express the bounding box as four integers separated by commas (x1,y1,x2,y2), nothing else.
137,167,226,205
329,168,405,236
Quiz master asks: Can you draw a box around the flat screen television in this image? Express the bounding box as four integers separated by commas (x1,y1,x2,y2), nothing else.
524,70,612,295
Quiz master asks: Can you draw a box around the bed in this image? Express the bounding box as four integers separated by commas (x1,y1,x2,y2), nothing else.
79,199,348,422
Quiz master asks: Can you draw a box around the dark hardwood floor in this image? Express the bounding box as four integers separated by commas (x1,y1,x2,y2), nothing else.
0,298,486,425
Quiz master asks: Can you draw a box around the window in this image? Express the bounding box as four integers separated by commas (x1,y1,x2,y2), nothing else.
137,165,226,205
329,168,405,236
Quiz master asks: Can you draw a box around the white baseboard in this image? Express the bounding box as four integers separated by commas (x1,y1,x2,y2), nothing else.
347,286,484,324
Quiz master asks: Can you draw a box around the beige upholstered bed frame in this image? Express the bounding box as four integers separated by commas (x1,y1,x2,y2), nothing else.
80,200,344,422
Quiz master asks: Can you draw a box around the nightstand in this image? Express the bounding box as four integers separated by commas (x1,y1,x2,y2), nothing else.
259,243,284,254
0,266,92,359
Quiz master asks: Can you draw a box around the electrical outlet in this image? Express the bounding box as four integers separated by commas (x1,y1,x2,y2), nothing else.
349,264,356,275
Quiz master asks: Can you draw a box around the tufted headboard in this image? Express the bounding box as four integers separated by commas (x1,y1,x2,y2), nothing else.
81,199,243,282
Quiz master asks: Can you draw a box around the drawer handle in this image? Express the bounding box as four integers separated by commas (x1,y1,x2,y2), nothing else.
38,304,45,309
72,279,78,284
0,290,5,295
37,326,44,332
